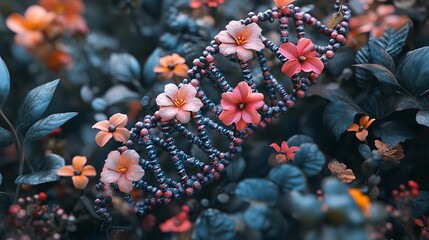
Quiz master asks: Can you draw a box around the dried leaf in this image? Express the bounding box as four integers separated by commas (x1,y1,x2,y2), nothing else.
328,160,356,183
374,140,404,163
327,12,344,29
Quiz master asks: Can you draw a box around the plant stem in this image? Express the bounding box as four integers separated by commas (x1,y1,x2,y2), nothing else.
0,111,24,203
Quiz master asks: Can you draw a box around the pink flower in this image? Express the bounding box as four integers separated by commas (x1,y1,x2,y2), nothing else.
270,141,300,163
156,84,203,123
100,150,145,193
279,38,324,77
215,20,264,62
219,81,264,131
92,113,131,147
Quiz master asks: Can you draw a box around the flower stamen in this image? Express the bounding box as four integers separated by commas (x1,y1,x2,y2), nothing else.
298,56,306,62
173,98,186,108
116,165,127,173
234,36,246,45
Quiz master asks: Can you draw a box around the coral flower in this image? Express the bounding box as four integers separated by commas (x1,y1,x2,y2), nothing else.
279,38,324,77
100,150,145,193
219,81,264,130
274,0,295,9
160,206,192,233
349,188,371,216
215,20,264,62
57,156,96,190
270,141,300,163
190,0,225,8
156,84,203,123
92,113,131,147
154,54,189,80
347,115,375,142
39,0,88,34
6,5,55,48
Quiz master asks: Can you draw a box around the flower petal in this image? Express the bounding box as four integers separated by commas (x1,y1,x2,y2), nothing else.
235,118,248,130
356,130,368,141
164,84,179,100
159,106,178,122
280,141,290,152
72,156,87,171
57,166,75,176
153,66,169,73
6,13,26,33
221,92,240,110
92,120,109,131
279,42,299,60
100,167,121,183
236,47,254,62
118,175,133,193
158,71,174,80
275,154,288,163
82,165,97,176
95,131,112,147
171,53,186,64
289,146,301,153
301,56,324,74
347,123,360,132
121,150,140,165
219,109,241,126
156,93,174,106
297,38,315,56
244,92,264,110
72,176,89,190
215,30,236,44
241,23,262,39
242,40,264,52
281,59,301,77
125,164,145,181
109,113,128,127
364,118,375,130
159,55,172,67
219,43,238,56
178,84,197,101
359,115,370,127
182,98,203,112
233,81,251,102
270,143,281,152
173,64,189,78
225,20,244,38
176,109,191,123
112,127,130,142
242,108,261,124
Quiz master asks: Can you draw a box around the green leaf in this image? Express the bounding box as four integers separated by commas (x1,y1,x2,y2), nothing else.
15,154,65,185
0,57,10,109
0,127,14,147
25,112,77,141
354,64,405,93
16,79,60,134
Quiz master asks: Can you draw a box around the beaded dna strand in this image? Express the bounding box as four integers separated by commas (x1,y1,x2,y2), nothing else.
95,0,351,223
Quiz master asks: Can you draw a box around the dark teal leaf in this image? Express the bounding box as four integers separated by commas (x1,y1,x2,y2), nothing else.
416,109,429,127
310,84,354,103
373,120,416,145
243,205,270,230
354,64,405,93
235,178,279,205
15,154,65,185
0,57,10,109
355,45,372,88
287,135,314,147
16,79,59,134
0,172,2,186
369,41,395,72
226,157,245,181
25,112,78,141
396,47,429,96
291,143,325,176
411,191,429,218
193,209,236,240
323,101,365,140
109,53,141,82
243,205,287,239
376,24,410,58
289,191,323,223
142,48,164,86
359,144,371,159
268,164,306,193
0,192,11,214
0,127,14,146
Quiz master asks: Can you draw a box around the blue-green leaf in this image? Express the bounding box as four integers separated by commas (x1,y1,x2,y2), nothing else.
396,47,429,96
15,154,65,185
268,164,306,193
416,109,429,127
287,135,314,147
25,112,77,141
109,53,141,82
369,41,395,72
16,79,59,134
0,57,10,109
0,127,14,147
193,209,236,240
323,101,365,140
292,143,325,176
373,120,416,145
235,178,279,205
354,64,405,93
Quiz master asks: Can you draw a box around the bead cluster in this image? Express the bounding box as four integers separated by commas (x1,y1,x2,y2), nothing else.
95,0,351,224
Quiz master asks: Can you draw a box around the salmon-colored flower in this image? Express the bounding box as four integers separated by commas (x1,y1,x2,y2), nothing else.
57,156,96,190
100,150,145,193
274,0,295,9
279,38,324,77
349,188,371,216
154,54,189,81
270,141,300,163
374,140,404,163
44,49,72,71
39,0,88,34
6,5,55,48
190,0,225,8
347,115,375,142
160,206,192,233
156,84,203,123
215,20,264,62
328,161,356,184
219,81,264,130
92,113,131,147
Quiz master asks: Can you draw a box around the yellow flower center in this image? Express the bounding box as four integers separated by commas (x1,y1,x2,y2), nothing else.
174,98,186,108
298,56,306,62
234,36,246,46
55,6,65,14
116,165,127,173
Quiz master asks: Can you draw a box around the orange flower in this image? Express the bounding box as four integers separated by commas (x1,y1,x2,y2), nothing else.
39,0,88,34
274,0,295,9
270,141,300,163
349,188,371,216
154,54,189,80
57,156,96,190
328,161,356,184
92,113,131,147
374,140,404,163
44,49,72,71
347,115,375,141
6,5,55,48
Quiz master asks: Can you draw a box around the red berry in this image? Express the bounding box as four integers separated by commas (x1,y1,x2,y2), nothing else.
8,204,21,215
38,192,48,202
